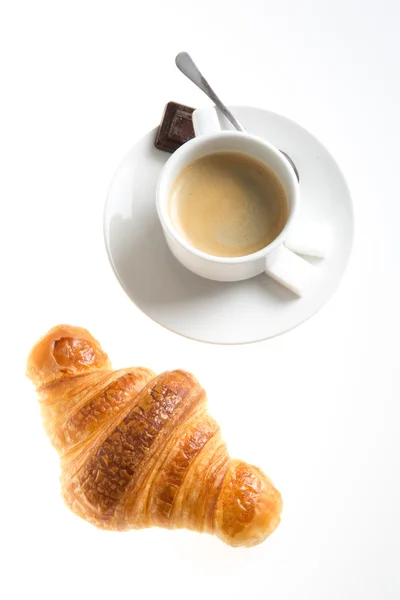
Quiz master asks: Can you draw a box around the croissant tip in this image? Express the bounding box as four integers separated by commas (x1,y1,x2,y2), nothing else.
26,324,110,387
214,460,282,547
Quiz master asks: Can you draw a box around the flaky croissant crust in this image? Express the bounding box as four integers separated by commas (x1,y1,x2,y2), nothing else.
26,325,282,547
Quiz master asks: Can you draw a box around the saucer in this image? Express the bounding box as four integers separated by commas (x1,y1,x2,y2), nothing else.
104,106,354,344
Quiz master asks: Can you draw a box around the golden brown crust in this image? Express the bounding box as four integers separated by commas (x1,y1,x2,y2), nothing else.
215,461,282,547
59,369,155,454
26,325,110,388
147,412,219,528
65,370,204,528
27,325,282,547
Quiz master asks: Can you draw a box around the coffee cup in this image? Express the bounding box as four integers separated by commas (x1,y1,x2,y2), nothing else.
156,107,329,297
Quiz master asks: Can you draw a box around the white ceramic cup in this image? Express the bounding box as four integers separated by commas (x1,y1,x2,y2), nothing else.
156,107,327,296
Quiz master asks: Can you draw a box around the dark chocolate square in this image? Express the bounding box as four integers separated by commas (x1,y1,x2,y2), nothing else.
155,101,195,153
169,109,195,143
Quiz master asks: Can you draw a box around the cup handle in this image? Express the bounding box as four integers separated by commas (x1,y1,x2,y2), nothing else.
285,220,333,259
192,107,222,137
265,245,318,297
193,107,331,296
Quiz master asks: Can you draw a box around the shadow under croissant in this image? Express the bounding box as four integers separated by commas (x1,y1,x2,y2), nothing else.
26,324,282,547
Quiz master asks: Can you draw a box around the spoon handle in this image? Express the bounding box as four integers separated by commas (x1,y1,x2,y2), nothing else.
175,52,245,132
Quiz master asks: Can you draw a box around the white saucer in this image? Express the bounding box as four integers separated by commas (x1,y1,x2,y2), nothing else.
104,106,354,344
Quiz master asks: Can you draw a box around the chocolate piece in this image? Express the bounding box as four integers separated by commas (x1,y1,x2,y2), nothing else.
155,101,195,153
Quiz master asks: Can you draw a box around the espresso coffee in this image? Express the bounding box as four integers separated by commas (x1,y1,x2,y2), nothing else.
168,151,289,258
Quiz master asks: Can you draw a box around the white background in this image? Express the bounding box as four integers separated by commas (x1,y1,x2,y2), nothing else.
1,0,399,598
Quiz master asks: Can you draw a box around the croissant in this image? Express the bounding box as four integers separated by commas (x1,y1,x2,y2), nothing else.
26,325,282,547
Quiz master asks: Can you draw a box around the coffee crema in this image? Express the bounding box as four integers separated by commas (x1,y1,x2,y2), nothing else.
168,151,289,258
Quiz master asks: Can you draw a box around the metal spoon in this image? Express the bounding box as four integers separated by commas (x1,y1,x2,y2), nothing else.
175,52,299,181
